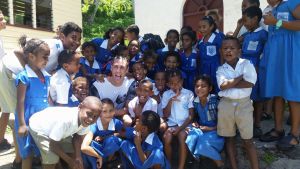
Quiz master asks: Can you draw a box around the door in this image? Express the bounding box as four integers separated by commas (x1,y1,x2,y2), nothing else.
183,0,224,33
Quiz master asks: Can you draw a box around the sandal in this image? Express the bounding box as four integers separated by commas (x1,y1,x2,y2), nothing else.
260,128,285,142
261,112,272,121
253,126,263,138
0,138,11,151
277,134,299,151
11,160,22,169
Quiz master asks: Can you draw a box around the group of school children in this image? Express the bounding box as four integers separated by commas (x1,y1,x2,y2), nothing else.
1,0,300,169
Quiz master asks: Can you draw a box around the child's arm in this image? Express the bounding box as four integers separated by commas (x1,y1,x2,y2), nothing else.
16,83,27,137
234,79,254,88
199,125,217,132
72,134,85,169
233,18,244,38
134,131,147,163
81,132,101,159
50,139,82,169
173,108,194,135
163,90,180,118
219,75,243,90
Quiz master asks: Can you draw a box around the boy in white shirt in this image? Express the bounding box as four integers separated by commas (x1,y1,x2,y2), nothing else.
216,36,258,169
29,96,102,169
50,50,80,105
128,79,157,123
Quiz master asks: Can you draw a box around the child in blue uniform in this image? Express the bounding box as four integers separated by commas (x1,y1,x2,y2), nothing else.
76,42,103,85
15,39,51,169
186,75,224,168
180,30,198,91
162,70,194,169
68,77,89,107
81,98,124,169
49,50,81,106
121,110,170,169
128,39,143,68
164,51,187,81
240,6,268,138
197,16,223,94
143,50,159,80
260,0,300,149
157,29,180,69
92,27,125,68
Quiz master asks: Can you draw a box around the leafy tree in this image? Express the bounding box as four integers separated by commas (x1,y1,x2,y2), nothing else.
82,0,134,40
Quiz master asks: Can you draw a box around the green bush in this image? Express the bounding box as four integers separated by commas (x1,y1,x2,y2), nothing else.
82,0,134,41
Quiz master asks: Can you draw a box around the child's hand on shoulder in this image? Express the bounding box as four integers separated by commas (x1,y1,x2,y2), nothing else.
96,74,105,83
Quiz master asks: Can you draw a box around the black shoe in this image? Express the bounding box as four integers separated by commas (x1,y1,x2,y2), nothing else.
11,160,22,169
277,134,299,151
260,128,285,142
261,112,272,121
0,139,11,151
253,126,263,138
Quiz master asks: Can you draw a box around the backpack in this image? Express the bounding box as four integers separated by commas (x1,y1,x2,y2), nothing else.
141,33,165,52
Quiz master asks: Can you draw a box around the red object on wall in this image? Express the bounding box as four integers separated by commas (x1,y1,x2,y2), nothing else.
183,0,224,33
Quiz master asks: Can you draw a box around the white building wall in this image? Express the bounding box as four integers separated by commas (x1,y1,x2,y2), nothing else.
134,0,268,37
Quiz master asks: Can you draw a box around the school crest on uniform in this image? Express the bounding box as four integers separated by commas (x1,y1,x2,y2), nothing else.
206,46,216,56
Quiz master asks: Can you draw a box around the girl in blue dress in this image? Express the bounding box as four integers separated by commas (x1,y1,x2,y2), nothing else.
259,0,300,149
186,75,224,168
92,27,125,69
120,110,170,169
180,30,199,91
197,16,223,94
157,29,180,69
15,39,51,169
81,98,124,169
128,39,143,68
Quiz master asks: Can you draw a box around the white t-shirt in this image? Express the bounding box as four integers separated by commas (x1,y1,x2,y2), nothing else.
93,77,134,109
153,86,163,117
29,107,89,141
161,88,194,126
43,39,64,73
0,37,5,60
216,58,257,99
128,96,158,118
2,51,24,78
50,68,71,104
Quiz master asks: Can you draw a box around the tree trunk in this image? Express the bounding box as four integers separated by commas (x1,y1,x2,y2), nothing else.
88,0,100,24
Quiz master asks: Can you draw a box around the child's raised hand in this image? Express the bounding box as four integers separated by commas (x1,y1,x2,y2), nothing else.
236,18,244,28
133,101,143,117
18,125,28,137
96,157,103,169
134,131,142,146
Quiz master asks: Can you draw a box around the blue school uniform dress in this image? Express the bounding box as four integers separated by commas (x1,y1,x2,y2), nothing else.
14,65,50,158
186,95,224,161
241,27,268,101
76,57,102,84
180,49,198,91
82,118,123,169
156,46,179,69
91,38,117,69
197,33,223,94
129,53,143,68
260,0,300,101
120,132,170,169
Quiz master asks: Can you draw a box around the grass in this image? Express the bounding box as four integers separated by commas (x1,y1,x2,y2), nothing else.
262,151,277,165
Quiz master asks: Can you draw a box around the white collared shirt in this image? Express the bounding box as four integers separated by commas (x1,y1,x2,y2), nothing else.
43,39,64,73
29,107,89,141
84,58,100,69
25,64,50,78
216,58,257,99
2,51,25,78
145,132,155,145
0,37,5,60
153,87,163,117
96,118,115,131
50,68,71,104
128,96,158,118
161,88,194,126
